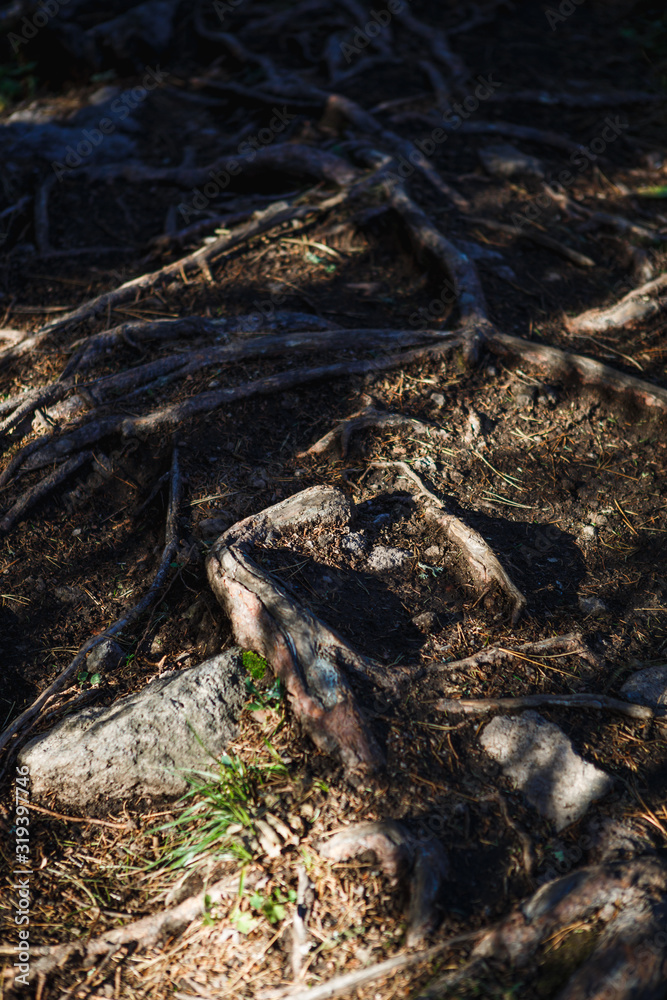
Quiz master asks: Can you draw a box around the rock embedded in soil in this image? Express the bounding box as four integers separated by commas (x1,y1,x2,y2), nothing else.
620,665,667,717
579,595,609,616
19,649,246,810
479,711,613,831
86,638,123,674
367,545,412,573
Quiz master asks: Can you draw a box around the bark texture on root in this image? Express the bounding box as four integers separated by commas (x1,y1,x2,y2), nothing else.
424,506,527,625
207,486,387,784
488,329,667,413
565,273,667,335
436,692,654,720
421,856,667,1000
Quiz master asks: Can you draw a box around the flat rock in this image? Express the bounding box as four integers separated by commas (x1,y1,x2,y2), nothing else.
620,665,667,717
19,649,246,811
480,711,613,831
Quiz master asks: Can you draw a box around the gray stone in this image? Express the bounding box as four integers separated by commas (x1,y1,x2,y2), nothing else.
86,639,123,674
367,545,412,573
620,665,667,717
341,531,367,556
197,516,231,541
478,143,545,179
480,711,613,831
579,595,608,616
19,649,246,810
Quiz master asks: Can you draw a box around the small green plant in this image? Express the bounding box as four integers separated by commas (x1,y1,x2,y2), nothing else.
77,669,101,687
243,650,267,679
229,875,297,934
0,61,37,110
242,650,283,711
150,743,289,870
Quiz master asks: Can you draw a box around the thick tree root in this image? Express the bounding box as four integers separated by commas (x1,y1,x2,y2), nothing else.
207,486,389,783
426,505,527,624
420,855,667,1000
1,328,445,453
487,329,667,413
0,340,454,502
317,820,449,947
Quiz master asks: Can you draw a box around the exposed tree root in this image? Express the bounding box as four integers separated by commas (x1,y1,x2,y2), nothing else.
0,449,92,535
0,446,182,759
426,505,527,625
290,865,315,980
565,273,667,335
428,632,603,675
324,95,469,209
0,328,445,452
487,329,667,413
0,339,455,501
436,692,654,720
384,181,488,329
300,404,451,458
82,144,358,190
469,216,596,268
367,459,526,623
420,855,667,1000
0,203,320,359
207,486,389,784
26,871,245,981
317,820,450,947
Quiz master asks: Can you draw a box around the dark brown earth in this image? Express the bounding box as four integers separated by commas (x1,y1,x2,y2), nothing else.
1,2,667,998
